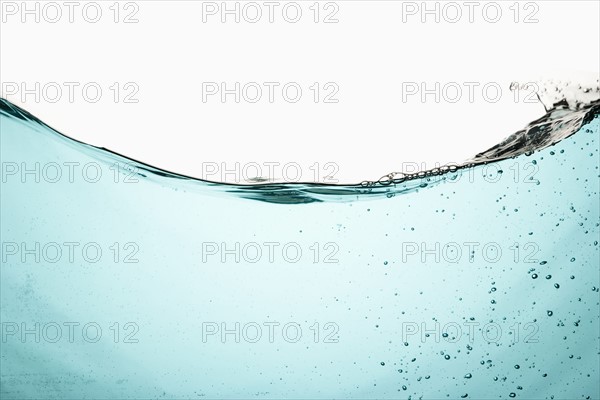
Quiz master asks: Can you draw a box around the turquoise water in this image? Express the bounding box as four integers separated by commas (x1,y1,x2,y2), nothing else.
1,95,599,399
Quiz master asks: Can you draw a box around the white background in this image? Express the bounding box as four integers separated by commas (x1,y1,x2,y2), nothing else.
1,0,599,183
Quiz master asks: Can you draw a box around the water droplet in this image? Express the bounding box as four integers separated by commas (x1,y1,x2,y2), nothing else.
464,373,472,379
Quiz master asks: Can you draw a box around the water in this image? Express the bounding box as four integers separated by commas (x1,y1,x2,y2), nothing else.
1,84,599,399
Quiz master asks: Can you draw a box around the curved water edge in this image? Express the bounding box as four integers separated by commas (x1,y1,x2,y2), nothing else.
1,80,598,204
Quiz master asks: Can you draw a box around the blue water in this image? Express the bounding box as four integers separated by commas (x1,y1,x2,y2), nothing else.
1,95,599,399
